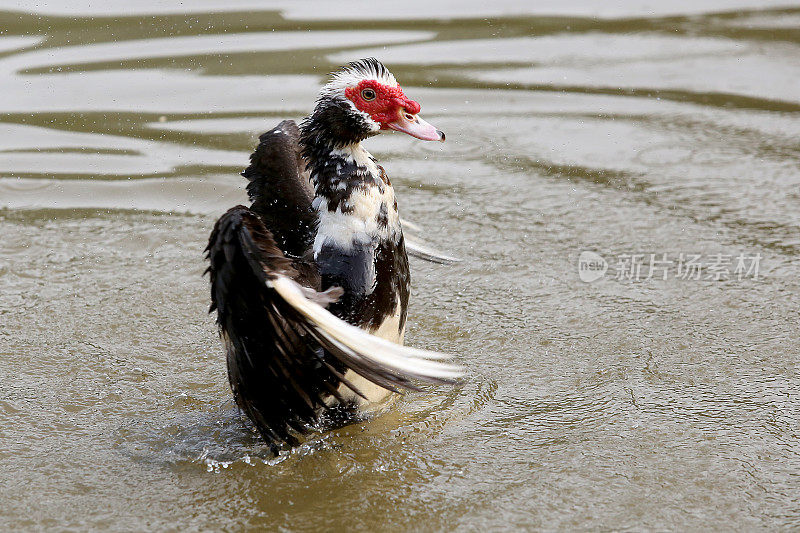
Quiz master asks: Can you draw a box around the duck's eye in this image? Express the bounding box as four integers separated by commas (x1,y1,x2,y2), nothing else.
361,88,376,101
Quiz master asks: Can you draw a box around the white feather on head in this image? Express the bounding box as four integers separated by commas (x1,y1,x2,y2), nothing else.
322,58,398,96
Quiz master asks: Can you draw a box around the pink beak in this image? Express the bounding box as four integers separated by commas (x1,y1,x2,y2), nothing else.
385,110,445,142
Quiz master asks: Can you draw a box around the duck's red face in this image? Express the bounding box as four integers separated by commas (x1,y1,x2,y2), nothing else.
345,80,444,142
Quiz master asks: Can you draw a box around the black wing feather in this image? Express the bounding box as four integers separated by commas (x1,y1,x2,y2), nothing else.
242,120,316,257
207,206,338,448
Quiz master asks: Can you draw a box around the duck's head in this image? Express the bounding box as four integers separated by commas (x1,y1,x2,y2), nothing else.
307,58,444,146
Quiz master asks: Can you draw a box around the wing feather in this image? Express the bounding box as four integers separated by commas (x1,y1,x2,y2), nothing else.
207,205,462,448
401,219,463,264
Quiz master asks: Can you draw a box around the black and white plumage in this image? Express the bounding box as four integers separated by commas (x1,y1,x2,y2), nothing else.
206,59,460,449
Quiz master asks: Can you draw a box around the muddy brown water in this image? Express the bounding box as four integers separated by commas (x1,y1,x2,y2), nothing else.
1,2,799,530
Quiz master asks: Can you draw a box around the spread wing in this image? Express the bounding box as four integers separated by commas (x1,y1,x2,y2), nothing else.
242,120,316,257
206,206,462,448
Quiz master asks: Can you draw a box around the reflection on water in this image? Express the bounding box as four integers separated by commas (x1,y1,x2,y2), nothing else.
1,1,799,530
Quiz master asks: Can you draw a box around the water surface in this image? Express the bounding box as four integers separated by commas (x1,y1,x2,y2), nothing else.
1,1,799,530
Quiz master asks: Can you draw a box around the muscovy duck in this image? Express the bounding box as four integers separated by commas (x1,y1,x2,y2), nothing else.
206,58,462,449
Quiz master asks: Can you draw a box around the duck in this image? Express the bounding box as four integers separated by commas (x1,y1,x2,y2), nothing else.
205,58,462,450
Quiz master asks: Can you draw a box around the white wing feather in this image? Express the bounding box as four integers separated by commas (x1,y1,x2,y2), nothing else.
401,218,463,264
269,276,463,382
